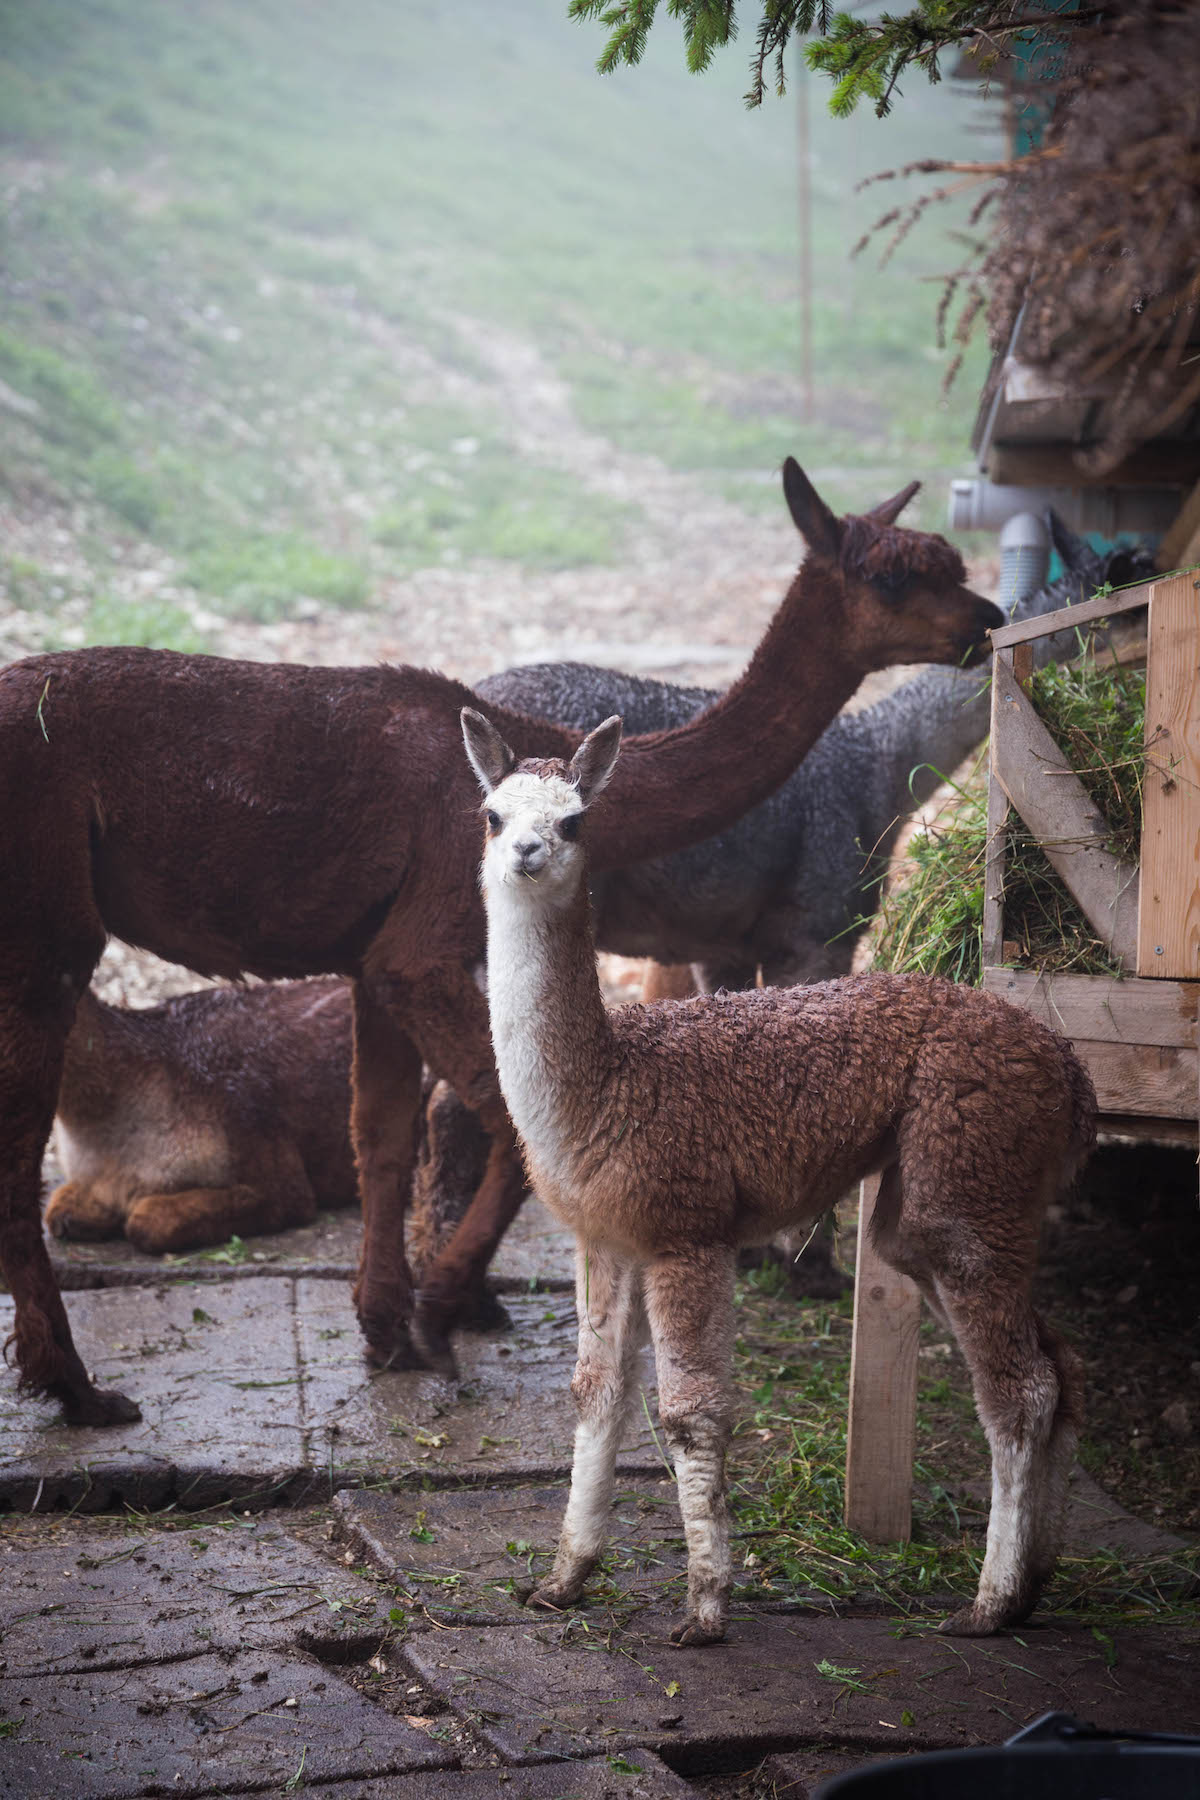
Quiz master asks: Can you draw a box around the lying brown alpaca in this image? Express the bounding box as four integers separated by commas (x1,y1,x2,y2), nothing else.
46,982,356,1254
0,458,1002,1424
462,706,1095,1643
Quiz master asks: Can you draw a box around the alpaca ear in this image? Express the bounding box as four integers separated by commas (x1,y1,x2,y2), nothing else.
569,715,622,804
461,707,517,794
1045,509,1097,583
869,478,921,525
782,457,841,557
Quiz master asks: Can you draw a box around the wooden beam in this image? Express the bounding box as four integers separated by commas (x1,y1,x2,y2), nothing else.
845,1173,921,1545
986,443,1200,489
990,580,1155,651
1071,1039,1198,1119
991,656,1140,968
981,969,1199,1048
1137,573,1200,979
1157,477,1200,573
1096,1114,1198,1150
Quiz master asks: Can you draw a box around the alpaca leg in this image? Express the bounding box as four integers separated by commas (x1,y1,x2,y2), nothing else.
1,999,139,1424
349,979,425,1369
531,1243,647,1611
399,965,528,1370
643,1244,736,1646
44,1180,130,1242
691,960,758,996
409,1079,510,1331
639,962,696,1003
933,1280,1082,1636
124,1157,319,1255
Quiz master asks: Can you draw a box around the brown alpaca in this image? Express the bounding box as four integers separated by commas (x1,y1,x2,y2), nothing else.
0,459,1001,1424
462,707,1095,1644
46,982,356,1254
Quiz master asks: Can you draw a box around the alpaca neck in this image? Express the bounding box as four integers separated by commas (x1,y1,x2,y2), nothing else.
487,557,865,872
484,873,613,1179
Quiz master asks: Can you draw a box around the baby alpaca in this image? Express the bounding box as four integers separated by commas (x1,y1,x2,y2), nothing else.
462,707,1095,1645
47,981,355,1254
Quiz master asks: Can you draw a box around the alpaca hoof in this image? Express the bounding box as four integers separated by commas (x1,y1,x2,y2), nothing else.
410,1295,462,1377
456,1286,513,1334
939,1602,1006,1637
62,1385,142,1427
670,1614,726,1647
409,1310,460,1379
362,1323,427,1373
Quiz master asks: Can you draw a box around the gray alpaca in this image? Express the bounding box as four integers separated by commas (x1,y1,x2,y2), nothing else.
476,516,1152,992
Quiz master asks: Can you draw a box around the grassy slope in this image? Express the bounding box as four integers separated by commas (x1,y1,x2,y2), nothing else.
0,0,1000,639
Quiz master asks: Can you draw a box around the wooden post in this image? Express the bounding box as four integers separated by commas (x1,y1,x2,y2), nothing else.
983,646,1012,969
844,1172,921,1543
1137,572,1200,978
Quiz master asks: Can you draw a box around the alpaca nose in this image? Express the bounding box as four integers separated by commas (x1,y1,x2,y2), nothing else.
514,836,546,872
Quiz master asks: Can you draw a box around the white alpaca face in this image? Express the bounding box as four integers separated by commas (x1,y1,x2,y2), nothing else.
481,771,586,895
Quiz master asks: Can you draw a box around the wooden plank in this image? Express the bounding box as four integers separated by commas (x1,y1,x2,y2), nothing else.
1157,477,1200,573
844,1172,921,1545
1097,1114,1198,1150
982,648,1011,970
981,969,1199,1048
987,442,1200,488
991,656,1140,967
1072,1039,1198,1119
990,579,1155,650
1137,573,1200,979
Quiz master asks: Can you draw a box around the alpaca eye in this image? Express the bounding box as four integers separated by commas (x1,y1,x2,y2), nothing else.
559,812,582,841
485,810,502,833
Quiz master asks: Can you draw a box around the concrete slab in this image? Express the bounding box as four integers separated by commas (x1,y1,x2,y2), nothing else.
46,1197,575,1294
47,1210,364,1287
1,1281,640,1507
0,1278,305,1510
758,1746,901,1798
0,1651,454,1797
1063,1464,1196,1565
401,1613,1200,1770
299,1290,662,1488
219,1752,695,1798
0,1522,385,1676
333,1483,687,1624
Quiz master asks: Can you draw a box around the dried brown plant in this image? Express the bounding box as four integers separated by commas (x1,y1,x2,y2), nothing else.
861,2,1200,472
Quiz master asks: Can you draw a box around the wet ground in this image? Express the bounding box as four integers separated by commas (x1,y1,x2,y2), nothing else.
1,1203,1196,1800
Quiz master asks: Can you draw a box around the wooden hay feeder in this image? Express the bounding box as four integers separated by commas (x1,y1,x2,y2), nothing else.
843,569,1200,1543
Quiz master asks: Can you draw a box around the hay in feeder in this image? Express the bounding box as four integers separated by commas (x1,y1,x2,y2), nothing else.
872,643,1146,985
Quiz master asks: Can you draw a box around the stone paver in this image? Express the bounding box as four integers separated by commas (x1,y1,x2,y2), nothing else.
298,1288,660,1488
333,1483,688,1624
0,1286,659,1507
401,1613,1200,1768
0,1652,454,1797
0,1278,305,1510
219,1755,694,1798
0,1522,384,1675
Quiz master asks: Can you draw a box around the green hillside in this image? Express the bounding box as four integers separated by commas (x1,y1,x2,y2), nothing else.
0,0,1002,637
